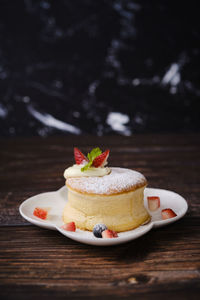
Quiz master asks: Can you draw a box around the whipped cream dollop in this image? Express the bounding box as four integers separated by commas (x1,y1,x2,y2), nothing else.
64,164,111,178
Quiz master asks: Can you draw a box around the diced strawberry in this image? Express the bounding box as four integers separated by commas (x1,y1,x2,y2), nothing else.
102,229,118,238
92,149,110,167
74,147,88,165
61,222,76,232
102,229,114,238
33,207,48,220
147,196,160,211
161,208,177,220
112,230,118,238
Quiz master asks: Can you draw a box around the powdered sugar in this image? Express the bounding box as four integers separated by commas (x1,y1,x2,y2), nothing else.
66,167,146,195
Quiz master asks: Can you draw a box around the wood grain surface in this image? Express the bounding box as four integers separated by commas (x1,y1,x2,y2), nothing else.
0,135,200,299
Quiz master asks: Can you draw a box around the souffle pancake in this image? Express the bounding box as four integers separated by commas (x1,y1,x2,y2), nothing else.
63,147,150,232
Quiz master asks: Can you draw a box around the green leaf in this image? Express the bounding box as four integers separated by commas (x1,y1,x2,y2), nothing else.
81,161,93,172
81,147,102,172
87,147,102,161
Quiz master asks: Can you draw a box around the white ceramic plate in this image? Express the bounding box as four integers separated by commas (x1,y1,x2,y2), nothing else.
19,186,188,246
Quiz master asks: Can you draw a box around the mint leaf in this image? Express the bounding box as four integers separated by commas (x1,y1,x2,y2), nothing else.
87,147,102,161
81,161,93,172
81,147,102,172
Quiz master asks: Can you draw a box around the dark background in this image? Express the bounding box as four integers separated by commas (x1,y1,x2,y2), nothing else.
0,0,200,137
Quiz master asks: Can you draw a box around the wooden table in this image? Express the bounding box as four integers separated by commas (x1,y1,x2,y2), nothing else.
0,135,200,299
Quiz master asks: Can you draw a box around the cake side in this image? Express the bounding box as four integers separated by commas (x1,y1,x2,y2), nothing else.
63,185,150,232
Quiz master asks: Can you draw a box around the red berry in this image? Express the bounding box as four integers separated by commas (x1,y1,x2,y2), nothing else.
92,150,110,167
74,147,88,165
147,196,160,211
161,208,177,220
61,222,76,232
33,207,48,220
102,229,113,238
112,230,118,238
102,229,118,238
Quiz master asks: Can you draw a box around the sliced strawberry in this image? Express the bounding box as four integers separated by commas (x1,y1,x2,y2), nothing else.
74,147,88,165
33,207,48,220
92,149,110,168
102,229,114,238
102,229,118,238
161,208,177,220
61,222,76,232
147,196,160,211
112,230,118,238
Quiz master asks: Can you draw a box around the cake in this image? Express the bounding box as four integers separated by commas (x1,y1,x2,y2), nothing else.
63,147,150,232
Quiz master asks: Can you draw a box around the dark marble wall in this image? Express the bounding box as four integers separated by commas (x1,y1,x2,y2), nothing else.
0,0,199,137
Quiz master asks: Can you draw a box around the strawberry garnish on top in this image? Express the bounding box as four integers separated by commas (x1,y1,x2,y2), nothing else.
74,147,89,165
92,149,110,168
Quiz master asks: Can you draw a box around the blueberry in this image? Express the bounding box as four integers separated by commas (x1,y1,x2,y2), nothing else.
93,224,107,238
